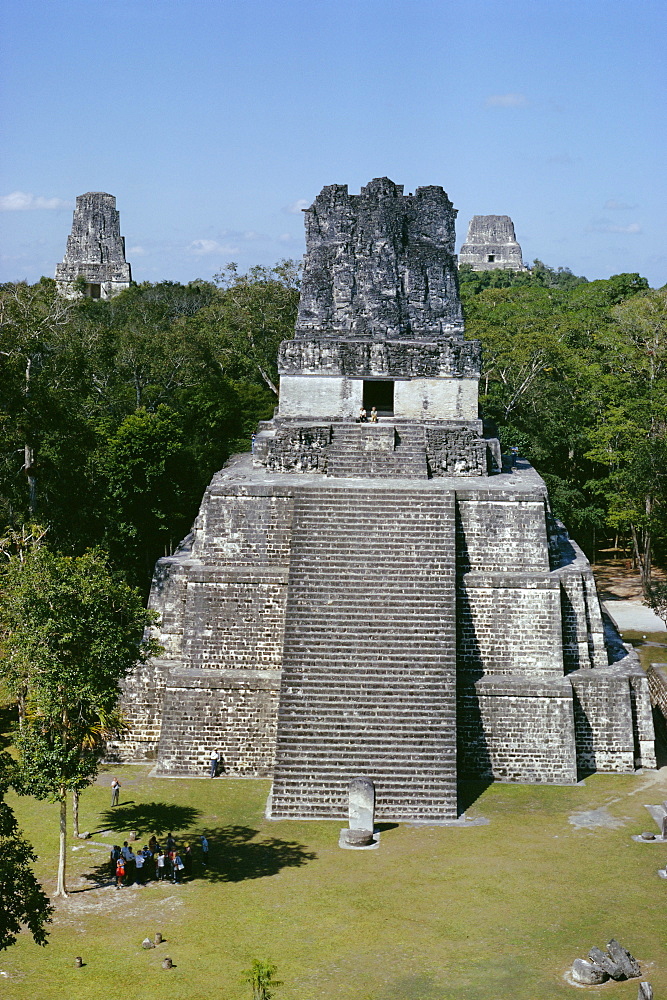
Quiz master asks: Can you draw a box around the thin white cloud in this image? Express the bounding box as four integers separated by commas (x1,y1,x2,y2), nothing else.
485,93,528,108
278,233,294,243
128,245,147,255
286,198,309,214
0,191,72,211
589,220,642,235
603,199,637,211
188,239,239,255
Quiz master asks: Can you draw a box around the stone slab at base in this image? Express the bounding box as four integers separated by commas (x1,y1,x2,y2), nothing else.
405,815,490,828
338,829,381,850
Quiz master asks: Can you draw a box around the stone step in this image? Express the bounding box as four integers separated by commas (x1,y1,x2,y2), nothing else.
270,488,457,821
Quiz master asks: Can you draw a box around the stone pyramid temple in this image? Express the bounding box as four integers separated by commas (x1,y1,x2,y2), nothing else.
55,191,131,299
459,214,526,271
119,178,655,822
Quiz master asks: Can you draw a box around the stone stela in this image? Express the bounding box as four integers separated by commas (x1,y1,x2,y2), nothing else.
116,177,655,824
342,777,376,847
56,192,131,300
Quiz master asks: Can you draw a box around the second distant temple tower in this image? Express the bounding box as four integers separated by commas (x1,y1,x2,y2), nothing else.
55,192,131,299
459,214,525,271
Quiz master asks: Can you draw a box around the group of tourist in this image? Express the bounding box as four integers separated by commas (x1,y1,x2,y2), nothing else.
110,833,209,888
358,406,379,423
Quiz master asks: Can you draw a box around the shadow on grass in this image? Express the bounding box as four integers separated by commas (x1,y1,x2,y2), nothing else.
204,824,317,883
457,778,493,816
80,823,317,889
96,802,202,838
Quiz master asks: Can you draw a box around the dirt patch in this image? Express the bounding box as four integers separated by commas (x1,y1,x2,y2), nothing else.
53,881,186,927
593,556,666,602
568,806,629,830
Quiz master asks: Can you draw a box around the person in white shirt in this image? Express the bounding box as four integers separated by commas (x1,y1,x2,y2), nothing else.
209,749,220,778
135,849,145,884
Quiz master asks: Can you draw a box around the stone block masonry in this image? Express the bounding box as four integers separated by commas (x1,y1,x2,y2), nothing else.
459,215,526,272
269,487,457,821
296,178,463,339
253,178,500,473
117,456,655,799
55,192,131,299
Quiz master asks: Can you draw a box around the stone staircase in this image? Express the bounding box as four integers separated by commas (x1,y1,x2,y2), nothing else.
269,486,457,821
325,423,429,478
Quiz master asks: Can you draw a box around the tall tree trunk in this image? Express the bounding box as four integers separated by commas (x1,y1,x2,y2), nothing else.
630,521,653,599
72,788,79,838
24,357,37,514
24,442,37,514
643,495,653,597
55,791,68,898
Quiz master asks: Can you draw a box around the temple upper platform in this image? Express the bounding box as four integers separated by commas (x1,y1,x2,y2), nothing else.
255,178,494,472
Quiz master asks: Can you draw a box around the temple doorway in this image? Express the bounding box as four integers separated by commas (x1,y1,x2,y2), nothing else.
363,379,394,415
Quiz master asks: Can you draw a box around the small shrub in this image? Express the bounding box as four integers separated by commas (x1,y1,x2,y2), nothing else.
241,959,283,1000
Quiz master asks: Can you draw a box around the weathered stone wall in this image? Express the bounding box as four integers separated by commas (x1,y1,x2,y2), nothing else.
559,571,608,672
256,177,492,478
276,375,480,421
570,669,635,773
459,214,525,272
278,338,481,378
156,668,280,776
258,420,492,477
647,662,667,720
181,570,288,670
454,471,653,781
456,492,551,573
112,658,171,760
117,468,294,774
119,456,655,796
425,426,489,476
630,671,657,769
55,191,131,298
296,178,463,339
458,574,564,678
459,676,578,783
277,376,361,420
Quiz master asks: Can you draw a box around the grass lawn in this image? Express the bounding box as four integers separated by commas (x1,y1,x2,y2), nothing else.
3,759,667,1000
3,626,667,1000
622,631,667,670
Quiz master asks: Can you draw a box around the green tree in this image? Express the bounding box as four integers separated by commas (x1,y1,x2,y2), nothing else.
584,289,667,591
242,959,283,1000
0,279,74,518
1,547,159,897
208,260,300,394
460,271,658,558
647,581,667,626
99,405,201,586
0,753,52,950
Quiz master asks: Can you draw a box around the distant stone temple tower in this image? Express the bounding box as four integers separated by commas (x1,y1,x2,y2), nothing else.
118,178,654,823
459,214,525,271
55,192,131,299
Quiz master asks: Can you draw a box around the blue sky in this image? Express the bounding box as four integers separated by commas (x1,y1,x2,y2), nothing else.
1,0,665,287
